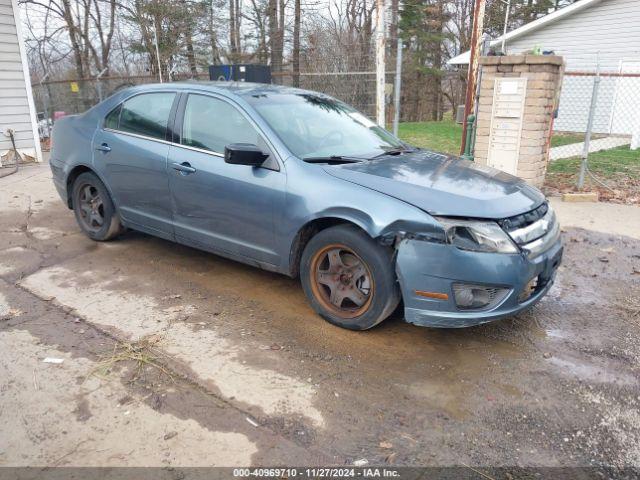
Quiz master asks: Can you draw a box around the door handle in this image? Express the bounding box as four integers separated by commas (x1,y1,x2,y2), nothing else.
96,143,111,153
172,162,196,174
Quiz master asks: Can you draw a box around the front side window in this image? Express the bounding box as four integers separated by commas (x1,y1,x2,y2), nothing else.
112,92,176,140
181,94,263,154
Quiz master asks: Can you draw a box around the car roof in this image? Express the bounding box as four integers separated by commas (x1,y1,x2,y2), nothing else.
126,81,318,99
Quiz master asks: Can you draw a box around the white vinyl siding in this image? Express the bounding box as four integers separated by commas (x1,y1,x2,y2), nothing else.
506,0,640,71
503,0,640,134
0,0,38,154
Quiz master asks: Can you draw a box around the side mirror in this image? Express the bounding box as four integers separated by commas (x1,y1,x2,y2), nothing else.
224,143,269,167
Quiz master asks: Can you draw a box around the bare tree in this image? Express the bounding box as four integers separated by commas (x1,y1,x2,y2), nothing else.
244,0,269,63
21,0,117,78
228,0,241,61
268,0,281,78
292,0,300,85
208,0,222,64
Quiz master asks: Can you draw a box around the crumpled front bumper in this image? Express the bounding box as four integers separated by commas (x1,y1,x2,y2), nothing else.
395,235,563,328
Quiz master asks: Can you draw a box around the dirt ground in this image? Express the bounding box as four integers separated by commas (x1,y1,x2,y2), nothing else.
1,162,639,474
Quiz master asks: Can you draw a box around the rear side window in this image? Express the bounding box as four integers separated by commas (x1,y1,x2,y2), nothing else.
115,92,176,140
181,94,263,154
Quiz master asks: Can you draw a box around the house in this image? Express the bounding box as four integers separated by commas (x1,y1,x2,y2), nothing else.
449,0,640,137
0,0,41,164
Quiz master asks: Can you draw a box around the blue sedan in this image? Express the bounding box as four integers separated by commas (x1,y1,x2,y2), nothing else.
50,82,562,330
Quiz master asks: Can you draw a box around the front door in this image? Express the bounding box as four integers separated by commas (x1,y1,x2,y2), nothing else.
167,93,285,266
94,91,177,239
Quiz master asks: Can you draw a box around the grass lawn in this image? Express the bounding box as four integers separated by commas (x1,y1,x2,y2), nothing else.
549,132,585,148
396,119,462,156
547,146,640,177
396,120,586,153
396,120,640,202
546,146,640,203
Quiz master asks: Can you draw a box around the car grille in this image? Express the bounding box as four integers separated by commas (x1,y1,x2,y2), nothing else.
501,203,560,258
498,202,548,231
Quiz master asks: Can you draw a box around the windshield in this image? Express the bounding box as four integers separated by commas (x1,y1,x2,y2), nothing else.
244,93,404,159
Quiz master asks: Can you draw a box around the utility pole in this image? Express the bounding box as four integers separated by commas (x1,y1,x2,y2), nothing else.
375,0,386,127
460,0,486,155
153,20,163,83
501,0,511,54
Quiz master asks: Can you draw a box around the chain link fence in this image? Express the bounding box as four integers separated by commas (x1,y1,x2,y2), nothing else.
32,67,464,145
274,70,394,120
33,73,210,150
548,55,640,200
31,29,465,142
33,73,208,123
33,71,395,132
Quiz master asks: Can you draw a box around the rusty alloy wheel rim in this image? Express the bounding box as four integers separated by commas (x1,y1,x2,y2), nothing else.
77,183,104,233
309,244,374,319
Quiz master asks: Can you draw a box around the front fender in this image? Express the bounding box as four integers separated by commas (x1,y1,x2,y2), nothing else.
279,161,443,273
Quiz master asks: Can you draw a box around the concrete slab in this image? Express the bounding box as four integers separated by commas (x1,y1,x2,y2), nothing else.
562,192,599,202
0,279,321,467
550,197,640,240
19,260,325,428
549,137,630,161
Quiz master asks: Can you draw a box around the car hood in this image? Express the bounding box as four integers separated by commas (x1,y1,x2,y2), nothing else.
323,150,545,219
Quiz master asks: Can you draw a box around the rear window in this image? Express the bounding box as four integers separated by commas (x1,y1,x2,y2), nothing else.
106,92,176,140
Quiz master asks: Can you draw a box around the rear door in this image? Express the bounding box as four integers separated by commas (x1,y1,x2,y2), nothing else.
167,92,285,266
93,91,177,239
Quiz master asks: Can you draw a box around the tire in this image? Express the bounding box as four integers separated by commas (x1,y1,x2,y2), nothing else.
300,224,400,330
71,172,123,241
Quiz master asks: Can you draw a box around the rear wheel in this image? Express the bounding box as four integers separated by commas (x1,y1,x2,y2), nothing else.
72,172,123,241
300,225,400,330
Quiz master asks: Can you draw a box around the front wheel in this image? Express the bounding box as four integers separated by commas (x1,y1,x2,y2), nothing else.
300,225,400,330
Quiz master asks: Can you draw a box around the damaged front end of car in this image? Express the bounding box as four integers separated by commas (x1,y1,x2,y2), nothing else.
383,203,563,328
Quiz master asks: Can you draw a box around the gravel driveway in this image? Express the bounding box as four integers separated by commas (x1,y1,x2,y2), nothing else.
1,162,639,476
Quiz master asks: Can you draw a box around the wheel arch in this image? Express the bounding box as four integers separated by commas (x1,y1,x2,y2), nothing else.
287,211,377,278
65,165,114,210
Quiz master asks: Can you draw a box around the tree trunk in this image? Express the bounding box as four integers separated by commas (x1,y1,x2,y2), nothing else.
293,0,301,87
61,0,86,78
431,0,444,121
229,0,237,61
390,0,399,54
234,0,242,58
277,0,285,69
268,0,282,82
185,27,197,76
209,1,221,64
